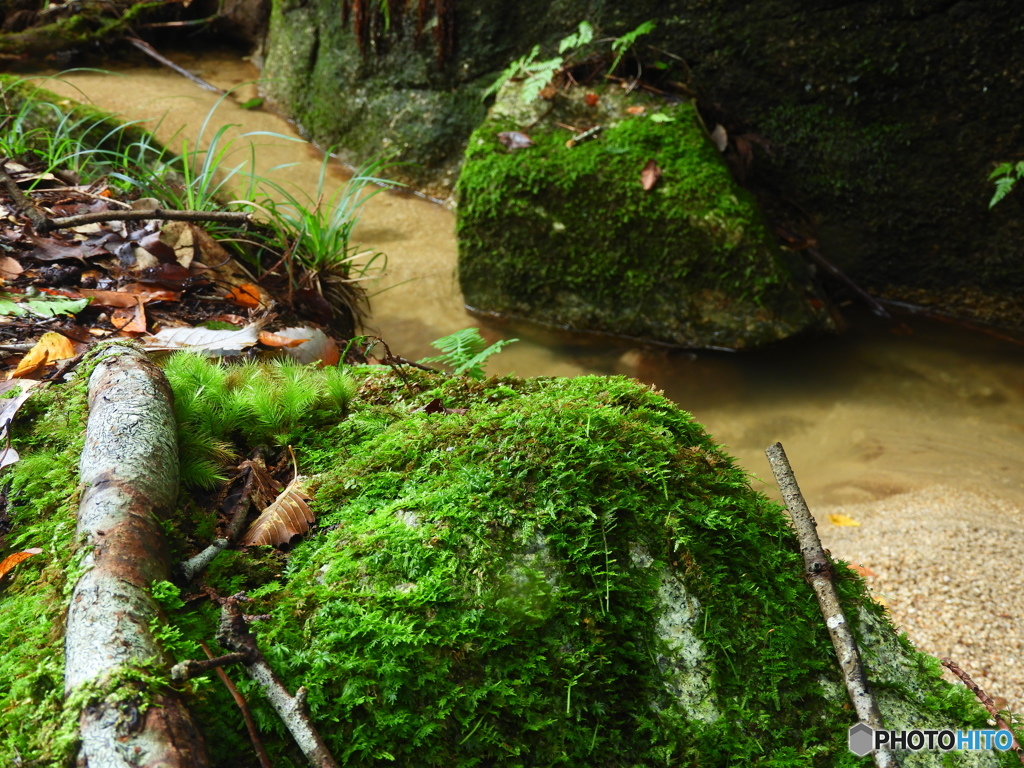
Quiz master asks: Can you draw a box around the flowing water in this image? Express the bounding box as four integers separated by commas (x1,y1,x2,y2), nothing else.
33,52,1024,511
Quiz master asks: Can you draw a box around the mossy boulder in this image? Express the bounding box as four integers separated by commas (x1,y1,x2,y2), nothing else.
1,364,1013,766
456,84,835,349
259,1,1024,330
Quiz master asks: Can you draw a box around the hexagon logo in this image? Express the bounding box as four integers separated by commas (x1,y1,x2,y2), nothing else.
848,722,875,756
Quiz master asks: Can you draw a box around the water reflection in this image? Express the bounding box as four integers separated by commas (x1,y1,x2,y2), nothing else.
36,53,1024,509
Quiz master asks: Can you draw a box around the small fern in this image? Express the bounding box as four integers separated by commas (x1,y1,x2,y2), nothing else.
989,160,1024,207
610,20,656,75
420,328,517,380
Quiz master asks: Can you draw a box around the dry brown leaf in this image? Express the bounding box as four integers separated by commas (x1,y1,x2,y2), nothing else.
112,296,147,334
9,333,76,379
159,220,196,268
227,283,267,309
626,105,646,115
0,548,43,579
275,327,340,366
78,289,139,308
640,159,662,191
259,330,308,348
240,477,313,547
0,256,23,281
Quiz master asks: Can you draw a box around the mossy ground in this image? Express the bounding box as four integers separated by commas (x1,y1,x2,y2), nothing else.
455,85,831,350
0,359,1011,766
0,379,89,766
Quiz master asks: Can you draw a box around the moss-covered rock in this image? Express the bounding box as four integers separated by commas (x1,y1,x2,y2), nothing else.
2,362,1016,766
456,84,835,349
259,0,1024,330
174,366,1010,767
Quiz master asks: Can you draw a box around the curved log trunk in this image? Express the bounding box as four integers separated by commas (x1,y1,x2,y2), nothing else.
65,343,209,768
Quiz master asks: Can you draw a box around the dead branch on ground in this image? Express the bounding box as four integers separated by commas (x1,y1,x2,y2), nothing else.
765,441,899,768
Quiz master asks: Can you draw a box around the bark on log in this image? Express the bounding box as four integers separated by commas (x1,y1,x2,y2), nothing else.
65,343,209,768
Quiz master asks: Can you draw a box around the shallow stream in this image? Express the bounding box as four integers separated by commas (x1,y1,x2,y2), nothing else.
34,52,1024,511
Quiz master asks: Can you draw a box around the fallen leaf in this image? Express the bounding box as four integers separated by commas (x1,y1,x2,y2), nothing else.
78,289,140,308
0,380,46,447
828,513,861,527
584,92,599,107
641,159,662,191
240,477,313,547
9,332,77,379
0,256,23,281
159,220,195,268
141,321,266,355
26,234,87,263
497,131,534,150
259,330,309,348
275,327,340,366
847,563,877,578
111,296,147,334
626,105,646,115
710,123,728,152
0,446,19,470
539,85,558,101
0,548,43,580
226,283,266,309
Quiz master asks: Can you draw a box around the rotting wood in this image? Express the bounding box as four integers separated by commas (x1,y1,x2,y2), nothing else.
765,442,899,768
65,342,210,768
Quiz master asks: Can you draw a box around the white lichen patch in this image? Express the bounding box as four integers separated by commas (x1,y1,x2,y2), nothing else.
654,572,721,723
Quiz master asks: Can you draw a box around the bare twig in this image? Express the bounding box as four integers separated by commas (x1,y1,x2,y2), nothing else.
941,658,1024,765
126,37,225,94
41,207,252,232
171,651,250,682
200,642,272,768
765,442,899,768
179,538,229,582
218,595,340,768
802,246,891,319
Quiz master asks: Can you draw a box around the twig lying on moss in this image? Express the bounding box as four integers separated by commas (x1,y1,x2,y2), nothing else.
765,441,899,768
217,594,340,768
941,658,1024,765
201,641,272,768
41,207,252,233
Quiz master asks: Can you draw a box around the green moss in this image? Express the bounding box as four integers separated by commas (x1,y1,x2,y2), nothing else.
0,380,89,767
456,85,832,349
153,364,1008,766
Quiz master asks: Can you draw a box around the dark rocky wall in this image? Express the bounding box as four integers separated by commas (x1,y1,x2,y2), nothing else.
260,0,1024,325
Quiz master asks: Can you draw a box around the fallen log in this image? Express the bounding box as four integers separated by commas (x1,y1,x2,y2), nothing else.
65,342,209,767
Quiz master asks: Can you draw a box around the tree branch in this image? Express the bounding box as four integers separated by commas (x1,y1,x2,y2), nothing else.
217,595,340,768
765,441,899,768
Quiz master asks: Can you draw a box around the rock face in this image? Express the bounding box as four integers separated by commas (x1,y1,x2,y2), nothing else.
259,0,1024,328
456,83,836,349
